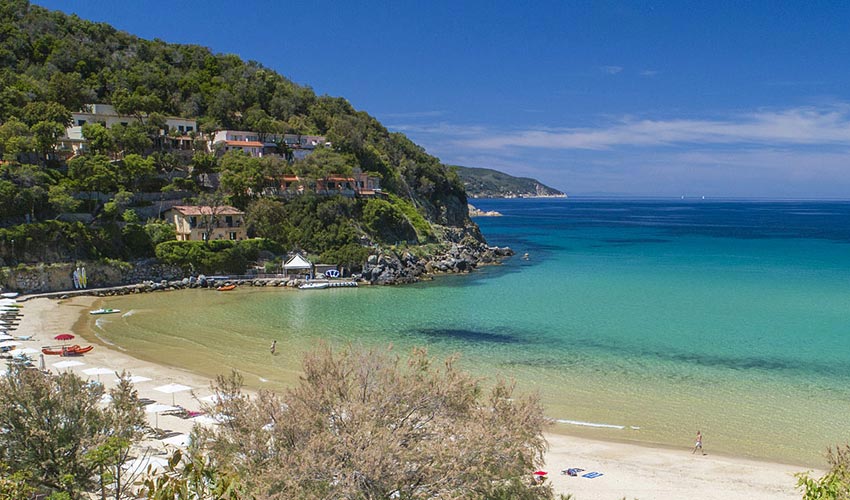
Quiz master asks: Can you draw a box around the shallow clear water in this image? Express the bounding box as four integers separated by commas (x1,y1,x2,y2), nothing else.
87,198,850,466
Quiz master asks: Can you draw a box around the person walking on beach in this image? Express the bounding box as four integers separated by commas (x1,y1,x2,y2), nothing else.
692,430,705,455
270,340,277,355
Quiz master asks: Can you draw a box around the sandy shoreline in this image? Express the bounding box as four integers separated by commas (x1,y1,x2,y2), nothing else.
12,296,815,499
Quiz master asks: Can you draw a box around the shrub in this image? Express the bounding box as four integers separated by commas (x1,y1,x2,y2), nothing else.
319,242,370,271
194,345,551,499
798,445,850,499
362,198,416,244
155,238,276,274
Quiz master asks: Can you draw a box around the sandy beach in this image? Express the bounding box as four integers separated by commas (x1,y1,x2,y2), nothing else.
11,296,815,499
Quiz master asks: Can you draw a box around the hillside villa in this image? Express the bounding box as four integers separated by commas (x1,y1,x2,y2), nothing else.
59,104,197,156
163,205,246,242
261,168,384,198
209,130,330,159
57,107,329,164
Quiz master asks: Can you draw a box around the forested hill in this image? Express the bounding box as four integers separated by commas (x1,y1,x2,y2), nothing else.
0,1,486,276
453,166,565,198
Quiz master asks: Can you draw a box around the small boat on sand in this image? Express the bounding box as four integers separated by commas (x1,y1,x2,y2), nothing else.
42,345,95,356
217,284,237,291
90,308,120,315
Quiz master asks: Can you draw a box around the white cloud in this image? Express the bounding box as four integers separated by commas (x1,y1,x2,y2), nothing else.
453,106,850,151
600,65,623,75
389,122,488,137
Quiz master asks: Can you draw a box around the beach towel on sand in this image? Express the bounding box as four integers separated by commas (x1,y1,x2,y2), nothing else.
582,471,604,479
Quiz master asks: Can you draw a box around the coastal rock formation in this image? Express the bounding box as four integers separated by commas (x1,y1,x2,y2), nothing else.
468,204,503,217
361,225,514,285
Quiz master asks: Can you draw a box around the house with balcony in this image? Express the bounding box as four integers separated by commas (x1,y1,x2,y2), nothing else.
261,168,383,199
352,168,383,197
163,205,246,241
316,176,357,196
59,104,197,155
210,131,330,160
210,130,265,157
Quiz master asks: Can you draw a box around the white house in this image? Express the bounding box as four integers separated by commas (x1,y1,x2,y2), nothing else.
60,104,197,154
210,131,330,159
210,130,265,157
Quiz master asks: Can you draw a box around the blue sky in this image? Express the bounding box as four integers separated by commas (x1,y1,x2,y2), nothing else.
34,1,850,197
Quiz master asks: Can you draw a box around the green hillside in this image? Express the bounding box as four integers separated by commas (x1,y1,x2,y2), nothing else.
453,166,565,198
0,1,479,272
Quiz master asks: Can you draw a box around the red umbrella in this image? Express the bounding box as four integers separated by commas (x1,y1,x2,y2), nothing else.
54,333,75,342
533,471,548,476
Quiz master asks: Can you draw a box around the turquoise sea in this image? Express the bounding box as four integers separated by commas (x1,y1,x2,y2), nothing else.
87,198,850,466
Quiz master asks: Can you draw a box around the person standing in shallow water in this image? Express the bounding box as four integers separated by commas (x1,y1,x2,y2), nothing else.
692,430,705,455
270,340,277,355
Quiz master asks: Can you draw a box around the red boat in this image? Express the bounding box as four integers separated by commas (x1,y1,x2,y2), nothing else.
41,345,94,356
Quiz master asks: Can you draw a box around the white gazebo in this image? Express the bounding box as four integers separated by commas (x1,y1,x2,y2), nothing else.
283,253,313,278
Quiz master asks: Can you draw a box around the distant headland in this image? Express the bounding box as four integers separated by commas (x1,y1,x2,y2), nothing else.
452,166,566,199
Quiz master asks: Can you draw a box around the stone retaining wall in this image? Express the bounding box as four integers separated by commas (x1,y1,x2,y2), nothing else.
1,260,183,294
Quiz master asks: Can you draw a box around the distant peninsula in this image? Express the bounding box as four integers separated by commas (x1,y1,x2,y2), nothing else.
452,166,566,199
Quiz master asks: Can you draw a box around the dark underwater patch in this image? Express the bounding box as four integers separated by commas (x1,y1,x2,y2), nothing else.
496,336,849,379
416,328,522,344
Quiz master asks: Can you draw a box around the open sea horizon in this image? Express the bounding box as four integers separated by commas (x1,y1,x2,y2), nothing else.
85,198,850,466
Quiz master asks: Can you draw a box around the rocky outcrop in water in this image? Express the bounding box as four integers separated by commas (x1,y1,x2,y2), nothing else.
361,225,514,285
468,204,503,217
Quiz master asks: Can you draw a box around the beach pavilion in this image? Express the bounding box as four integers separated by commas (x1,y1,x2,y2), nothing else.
283,253,313,278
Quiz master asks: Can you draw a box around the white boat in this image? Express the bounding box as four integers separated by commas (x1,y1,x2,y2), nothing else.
298,280,357,290
89,308,121,315
299,282,329,290
1,292,19,299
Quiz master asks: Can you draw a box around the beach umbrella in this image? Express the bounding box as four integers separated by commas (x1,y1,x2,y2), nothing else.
54,334,74,348
13,347,39,356
82,367,114,381
533,471,548,477
199,394,231,404
145,403,179,428
0,340,21,348
52,360,85,369
0,334,13,341
161,433,191,447
190,414,231,427
116,375,152,384
154,383,192,405
123,455,169,475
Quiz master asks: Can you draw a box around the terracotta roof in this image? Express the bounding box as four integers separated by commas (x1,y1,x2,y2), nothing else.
282,175,301,181
224,140,264,148
324,176,355,182
169,205,244,216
